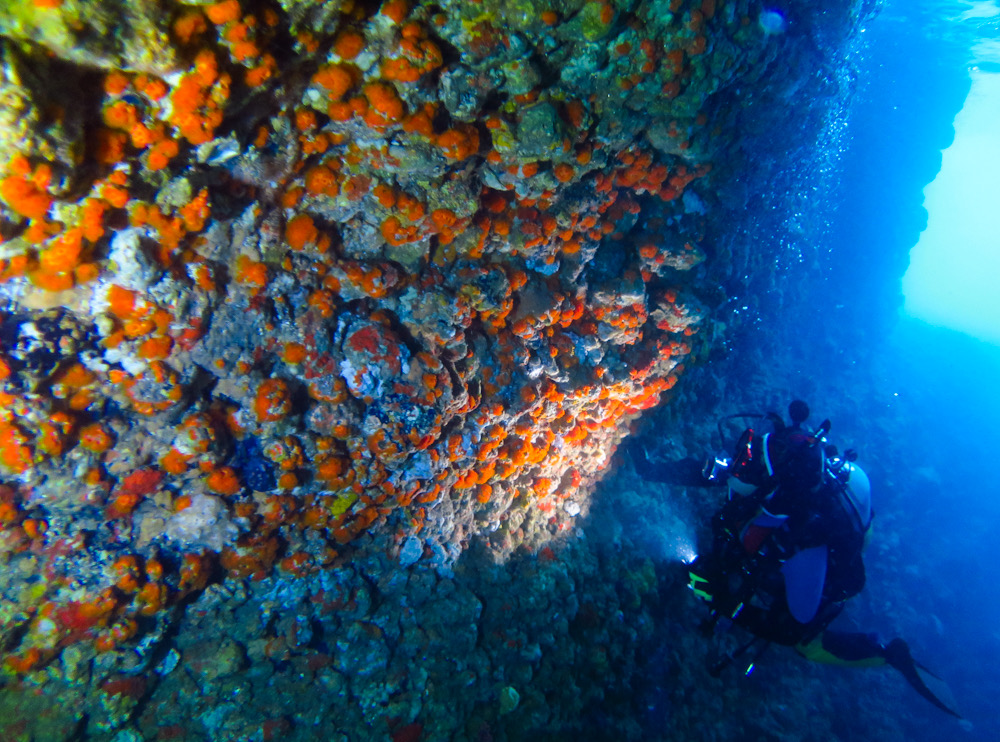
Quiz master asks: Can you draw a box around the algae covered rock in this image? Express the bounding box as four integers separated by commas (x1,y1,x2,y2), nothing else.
515,101,568,159
0,0,177,74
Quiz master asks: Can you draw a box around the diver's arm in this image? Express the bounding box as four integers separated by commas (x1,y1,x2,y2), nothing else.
625,439,720,486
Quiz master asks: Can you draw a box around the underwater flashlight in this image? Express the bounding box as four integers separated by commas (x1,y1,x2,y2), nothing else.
703,456,731,481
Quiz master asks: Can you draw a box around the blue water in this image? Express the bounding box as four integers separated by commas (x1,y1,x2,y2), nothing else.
882,320,1000,740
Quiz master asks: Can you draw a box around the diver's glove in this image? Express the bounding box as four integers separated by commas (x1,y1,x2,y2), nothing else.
687,555,716,604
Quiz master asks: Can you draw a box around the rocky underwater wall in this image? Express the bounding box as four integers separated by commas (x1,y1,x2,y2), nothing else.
0,0,875,739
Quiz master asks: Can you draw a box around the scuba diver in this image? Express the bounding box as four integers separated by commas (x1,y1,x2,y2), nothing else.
629,400,961,718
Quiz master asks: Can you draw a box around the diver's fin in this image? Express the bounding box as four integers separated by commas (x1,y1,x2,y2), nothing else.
884,639,962,718
912,661,962,718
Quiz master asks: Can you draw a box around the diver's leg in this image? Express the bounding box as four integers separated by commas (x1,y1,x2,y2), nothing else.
796,633,962,717
731,604,809,646
796,630,885,666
